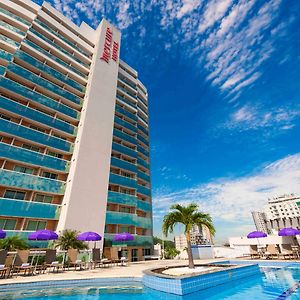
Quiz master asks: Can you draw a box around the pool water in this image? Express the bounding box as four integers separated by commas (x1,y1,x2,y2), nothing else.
3,267,300,299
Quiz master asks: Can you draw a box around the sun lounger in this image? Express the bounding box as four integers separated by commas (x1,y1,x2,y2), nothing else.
13,250,35,275
265,245,279,259
44,249,63,272
92,248,103,268
249,245,260,259
67,249,86,270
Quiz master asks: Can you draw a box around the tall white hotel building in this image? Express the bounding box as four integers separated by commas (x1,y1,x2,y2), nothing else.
0,0,153,261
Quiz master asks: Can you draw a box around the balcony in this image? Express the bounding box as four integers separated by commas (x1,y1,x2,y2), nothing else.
0,118,72,153
115,105,137,121
0,96,75,135
0,49,13,62
116,95,136,110
113,129,136,145
109,173,137,189
137,134,149,147
0,8,31,26
0,35,20,47
112,142,137,158
7,63,82,105
105,211,152,228
138,145,149,157
137,158,150,170
0,77,79,119
0,198,60,219
137,124,148,136
15,50,85,92
104,233,153,247
111,157,137,173
138,171,151,183
137,185,151,197
0,20,26,36
114,116,136,133
0,142,69,172
0,169,65,194
107,191,151,212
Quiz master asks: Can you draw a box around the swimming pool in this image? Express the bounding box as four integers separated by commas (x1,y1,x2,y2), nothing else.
2,263,300,299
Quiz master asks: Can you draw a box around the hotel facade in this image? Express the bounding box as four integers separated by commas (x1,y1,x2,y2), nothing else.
0,0,153,261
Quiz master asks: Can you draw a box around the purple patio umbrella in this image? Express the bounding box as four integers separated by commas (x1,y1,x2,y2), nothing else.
0,229,6,239
77,232,102,241
278,227,300,236
247,231,267,247
28,230,58,241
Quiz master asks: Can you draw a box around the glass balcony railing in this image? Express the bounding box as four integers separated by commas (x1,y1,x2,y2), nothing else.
0,142,69,172
7,63,82,105
137,124,149,136
0,77,79,119
138,171,150,183
137,185,151,197
109,173,137,189
113,129,136,145
0,20,25,36
118,77,137,91
29,28,90,69
0,66,5,76
0,96,75,135
0,118,72,153
23,39,87,80
111,157,137,173
137,134,149,147
138,145,149,157
117,85,136,100
138,103,148,116
114,116,136,133
0,8,31,26
105,211,152,228
137,95,148,107
138,113,148,125
0,49,13,62
0,169,65,194
115,105,137,121
15,50,85,92
105,233,153,247
112,142,137,158
116,95,136,110
137,158,150,170
0,198,60,219
107,191,151,212
0,35,20,47
34,19,91,59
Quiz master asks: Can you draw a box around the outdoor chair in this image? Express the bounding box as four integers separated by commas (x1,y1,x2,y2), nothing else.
249,245,260,259
92,248,103,268
67,249,86,271
111,253,121,266
281,244,294,259
101,258,112,267
44,249,63,272
0,250,8,278
291,245,300,259
265,245,279,259
13,250,35,276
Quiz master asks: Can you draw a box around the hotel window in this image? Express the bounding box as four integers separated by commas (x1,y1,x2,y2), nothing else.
22,144,40,152
42,171,58,180
121,171,134,178
119,206,131,213
34,194,53,204
4,190,26,200
0,113,11,121
25,220,47,231
47,151,63,159
29,125,46,133
119,226,130,233
0,218,16,230
14,165,34,174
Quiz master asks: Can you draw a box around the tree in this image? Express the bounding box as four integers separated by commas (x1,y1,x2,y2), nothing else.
0,236,29,251
164,247,180,259
55,229,88,250
162,203,215,269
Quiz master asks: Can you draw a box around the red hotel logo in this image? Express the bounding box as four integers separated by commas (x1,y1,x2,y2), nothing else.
100,27,119,63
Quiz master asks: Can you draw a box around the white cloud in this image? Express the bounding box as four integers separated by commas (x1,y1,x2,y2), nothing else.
153,153,300,237
176,0,202,19
226,105,300,131
198,0,233,33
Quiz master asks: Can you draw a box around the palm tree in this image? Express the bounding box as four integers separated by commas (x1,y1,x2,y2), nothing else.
162,203,215,269
55,229,88,250
0,236,29,251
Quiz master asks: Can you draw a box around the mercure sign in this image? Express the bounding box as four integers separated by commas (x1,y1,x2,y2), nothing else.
100,27,119,64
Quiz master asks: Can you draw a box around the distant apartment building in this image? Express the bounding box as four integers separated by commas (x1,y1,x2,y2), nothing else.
174,225,213,251
0,0,152,261
252,194,300,233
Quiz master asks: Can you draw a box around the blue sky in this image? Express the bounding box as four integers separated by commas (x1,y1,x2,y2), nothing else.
39,0,300,243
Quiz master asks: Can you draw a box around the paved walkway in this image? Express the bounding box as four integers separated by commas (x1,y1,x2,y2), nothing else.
0,259,225,285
